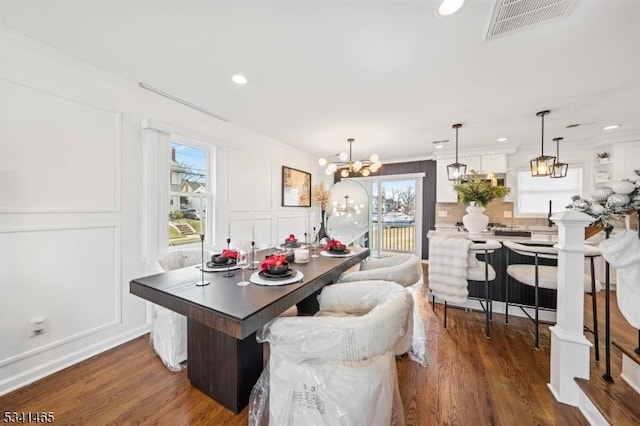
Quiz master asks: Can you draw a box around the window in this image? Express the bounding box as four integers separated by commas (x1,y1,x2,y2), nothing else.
516,166,582,216
168,136,211,246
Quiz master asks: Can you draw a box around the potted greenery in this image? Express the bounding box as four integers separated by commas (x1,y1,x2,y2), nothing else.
453,176,511,235
453,176,511,207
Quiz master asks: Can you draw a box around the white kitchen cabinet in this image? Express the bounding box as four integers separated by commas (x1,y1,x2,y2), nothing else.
460,155,482,174
436,152,509,202
480,153,507,174
458,153,507,175
436,158,459,203
613,141,640,182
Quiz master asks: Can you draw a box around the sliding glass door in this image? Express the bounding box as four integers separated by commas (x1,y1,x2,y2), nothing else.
367,176,422,257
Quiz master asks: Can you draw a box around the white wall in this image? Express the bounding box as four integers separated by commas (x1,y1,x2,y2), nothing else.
0,28,325,395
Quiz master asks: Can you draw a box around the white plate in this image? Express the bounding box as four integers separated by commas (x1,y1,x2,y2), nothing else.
320,250,354,258
250,269,304,286
197,264,240,273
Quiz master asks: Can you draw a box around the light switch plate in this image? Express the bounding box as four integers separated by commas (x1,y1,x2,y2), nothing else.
503,211,512,218
437,210,448,217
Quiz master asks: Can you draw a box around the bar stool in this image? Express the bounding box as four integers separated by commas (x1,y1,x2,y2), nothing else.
504,241,601,356
429,237,501,338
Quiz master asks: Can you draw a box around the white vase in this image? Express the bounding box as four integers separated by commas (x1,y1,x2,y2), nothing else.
462,203,489,236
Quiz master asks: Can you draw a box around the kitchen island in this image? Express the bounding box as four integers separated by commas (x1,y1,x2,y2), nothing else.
427,230,561,309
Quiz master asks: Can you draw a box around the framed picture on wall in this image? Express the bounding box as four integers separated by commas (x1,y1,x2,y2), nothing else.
282,166,312,207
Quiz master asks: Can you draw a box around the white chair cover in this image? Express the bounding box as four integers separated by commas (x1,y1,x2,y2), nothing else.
337,254,427,366
249,280,411,426
151,248,212,371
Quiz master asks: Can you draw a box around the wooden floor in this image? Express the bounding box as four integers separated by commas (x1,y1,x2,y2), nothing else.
2,271,636,425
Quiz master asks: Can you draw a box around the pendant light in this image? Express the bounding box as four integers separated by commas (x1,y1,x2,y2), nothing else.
530,110,556,177
550,137,568,178
447,123,466,181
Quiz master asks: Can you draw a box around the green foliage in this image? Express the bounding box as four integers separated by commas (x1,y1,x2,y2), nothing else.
170,210,184,220
453,177,511,207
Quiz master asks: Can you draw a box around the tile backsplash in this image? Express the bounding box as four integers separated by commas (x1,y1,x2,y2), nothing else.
435,200,549,228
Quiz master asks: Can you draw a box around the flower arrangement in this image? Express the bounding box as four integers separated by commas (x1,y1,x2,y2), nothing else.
567,169,640,227
453,176,511,207
312,182,330,210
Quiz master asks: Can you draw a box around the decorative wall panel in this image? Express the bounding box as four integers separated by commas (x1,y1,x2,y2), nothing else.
0,79,121,212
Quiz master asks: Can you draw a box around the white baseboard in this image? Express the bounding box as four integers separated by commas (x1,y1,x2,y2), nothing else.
0,324,150,397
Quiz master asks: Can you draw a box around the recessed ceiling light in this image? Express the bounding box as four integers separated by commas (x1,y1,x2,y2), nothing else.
497,137,508,142
433,139,449,149
436,0,466,17
603,124,620,130
231,74,248,85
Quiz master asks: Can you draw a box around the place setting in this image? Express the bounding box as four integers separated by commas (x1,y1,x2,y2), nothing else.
249,254,304,286
280,233,303,249
197,249,241,273
320,239,354,258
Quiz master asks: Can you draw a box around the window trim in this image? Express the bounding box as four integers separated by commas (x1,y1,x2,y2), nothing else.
167,133,215,248
514,164,583,218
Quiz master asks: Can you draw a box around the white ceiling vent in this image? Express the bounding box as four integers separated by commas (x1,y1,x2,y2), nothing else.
486,0,576,40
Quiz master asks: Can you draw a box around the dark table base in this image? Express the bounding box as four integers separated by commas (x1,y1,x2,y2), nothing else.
187,318,263,414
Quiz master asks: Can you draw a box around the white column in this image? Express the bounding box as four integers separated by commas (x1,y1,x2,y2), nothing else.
547,209,594,405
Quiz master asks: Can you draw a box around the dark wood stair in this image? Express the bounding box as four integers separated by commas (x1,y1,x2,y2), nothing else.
613,339,640,366
576,340,640,425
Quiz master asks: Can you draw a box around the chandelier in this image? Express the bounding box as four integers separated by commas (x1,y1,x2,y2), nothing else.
530,110,556,177
550,137,568,178
319,138,382,178
331,195,363,218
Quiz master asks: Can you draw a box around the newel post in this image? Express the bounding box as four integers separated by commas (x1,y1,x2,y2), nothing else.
547,209,594,405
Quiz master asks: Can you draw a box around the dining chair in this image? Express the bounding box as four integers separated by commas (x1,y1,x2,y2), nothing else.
152,248,212,371
503,241,601,355
338,253,426,363
249,280,411,425
429,236,502,338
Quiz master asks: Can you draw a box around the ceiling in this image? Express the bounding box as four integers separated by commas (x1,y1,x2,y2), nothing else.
2,0,639,162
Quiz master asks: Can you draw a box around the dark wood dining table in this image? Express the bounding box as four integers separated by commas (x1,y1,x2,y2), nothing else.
129,246,370,413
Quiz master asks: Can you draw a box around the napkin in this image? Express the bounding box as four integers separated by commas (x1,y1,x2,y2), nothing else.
221,249,239,260
260,254,289,271
323,239,344,250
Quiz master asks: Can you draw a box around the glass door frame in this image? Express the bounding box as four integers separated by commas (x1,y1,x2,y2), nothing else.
348,173,424,258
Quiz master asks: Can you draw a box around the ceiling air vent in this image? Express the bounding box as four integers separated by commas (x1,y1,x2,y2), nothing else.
486,0,576,40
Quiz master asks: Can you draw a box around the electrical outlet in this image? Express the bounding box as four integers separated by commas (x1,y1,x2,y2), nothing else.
437,210,448,217
28,317,46,337
503,211,512,218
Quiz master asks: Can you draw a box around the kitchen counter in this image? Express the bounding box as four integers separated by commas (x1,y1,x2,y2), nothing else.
427,230,558,245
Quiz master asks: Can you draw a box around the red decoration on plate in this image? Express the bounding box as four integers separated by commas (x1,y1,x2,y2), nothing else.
323,239,344,250
221,249,239,259
260,254,289,271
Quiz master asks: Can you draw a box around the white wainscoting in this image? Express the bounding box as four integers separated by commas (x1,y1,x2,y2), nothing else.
0,224,121,366
228,149,272,212
0,78,121,213
277,215,309,244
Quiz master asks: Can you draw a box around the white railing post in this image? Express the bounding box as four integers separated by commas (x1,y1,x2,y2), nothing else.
548,210,594,405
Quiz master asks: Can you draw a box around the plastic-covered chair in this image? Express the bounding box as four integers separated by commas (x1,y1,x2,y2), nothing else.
429,237,501,338
503,241,601,352
151,248,212,371
249,280,411,426
338,254,426,365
